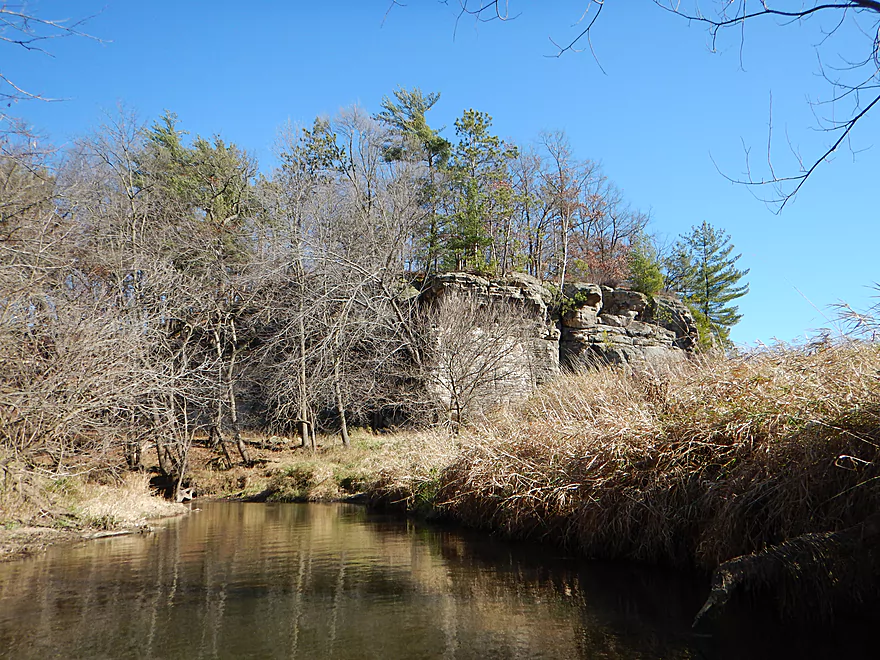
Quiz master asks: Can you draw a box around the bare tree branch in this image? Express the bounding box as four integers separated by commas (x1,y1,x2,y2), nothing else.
404,1,880,209
0,4,102,105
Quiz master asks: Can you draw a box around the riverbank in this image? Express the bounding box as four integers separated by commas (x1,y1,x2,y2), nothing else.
0,470,187,562
183,429,458,515
0,429,445,561
178,340,880,621
3,340,879,622
366,340,880,623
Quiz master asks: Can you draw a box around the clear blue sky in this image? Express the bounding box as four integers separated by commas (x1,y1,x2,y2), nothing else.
10,1,878,346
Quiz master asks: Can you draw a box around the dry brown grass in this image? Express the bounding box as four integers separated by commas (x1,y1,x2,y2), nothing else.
75,473,186,528
185,429,456,505
9,340,875,585
378,342,880,570
1,463,185,530
0,462,186,561
362,429,461,512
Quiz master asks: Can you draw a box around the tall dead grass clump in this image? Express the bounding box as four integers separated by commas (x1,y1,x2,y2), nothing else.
365,430,462,512
0,456,184,530
432,342,880,570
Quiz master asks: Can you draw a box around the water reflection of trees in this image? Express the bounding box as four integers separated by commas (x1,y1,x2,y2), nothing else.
0,503,870,659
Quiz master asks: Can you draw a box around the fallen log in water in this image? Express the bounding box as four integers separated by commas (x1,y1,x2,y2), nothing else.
85,525,153,540
693,513,880,627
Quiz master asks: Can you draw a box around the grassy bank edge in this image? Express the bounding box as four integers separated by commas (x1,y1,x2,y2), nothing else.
0,472,188,563
223,341,880,625
4,341,879,624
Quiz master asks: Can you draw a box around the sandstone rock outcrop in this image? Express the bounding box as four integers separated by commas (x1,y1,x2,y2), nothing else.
421,273,698,405
419,272,560,408
559,282,698,368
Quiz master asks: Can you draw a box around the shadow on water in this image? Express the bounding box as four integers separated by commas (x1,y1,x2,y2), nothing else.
0,502,874,659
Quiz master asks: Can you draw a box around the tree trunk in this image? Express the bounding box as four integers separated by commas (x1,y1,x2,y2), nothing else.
559,214,570,292
228,382,251,466
124,437,141,470
211,327,235,467
225,324,252,466
172,436,190,503
150,401,173,478
333,360,350,448
155,437,170,478
297,305,311,449
297,419,311,449
209,424,233,469
370,410,382,435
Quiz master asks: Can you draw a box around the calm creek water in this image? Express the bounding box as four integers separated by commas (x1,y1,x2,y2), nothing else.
0,502,872,659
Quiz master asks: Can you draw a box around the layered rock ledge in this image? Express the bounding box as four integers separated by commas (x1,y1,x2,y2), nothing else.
420,273,698,401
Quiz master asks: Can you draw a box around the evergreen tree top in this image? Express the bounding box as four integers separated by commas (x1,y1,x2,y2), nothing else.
671,221,749,347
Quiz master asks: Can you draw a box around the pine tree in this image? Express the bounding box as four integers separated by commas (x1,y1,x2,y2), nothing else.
374,87,450,273
671,221,749,347
375,87,450,167
446,109,517,273
627,234,664,296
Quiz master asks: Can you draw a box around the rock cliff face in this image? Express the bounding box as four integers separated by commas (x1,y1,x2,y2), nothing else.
559,282,698,368
421,273,697,404
419,272,561,407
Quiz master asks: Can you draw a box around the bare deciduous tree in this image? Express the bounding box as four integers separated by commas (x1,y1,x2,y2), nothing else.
257,107,433,445
506,130,647,287
0,4,101,107
423,293,538,432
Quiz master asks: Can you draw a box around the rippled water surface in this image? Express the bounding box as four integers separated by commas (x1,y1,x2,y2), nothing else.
0,502,870,659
